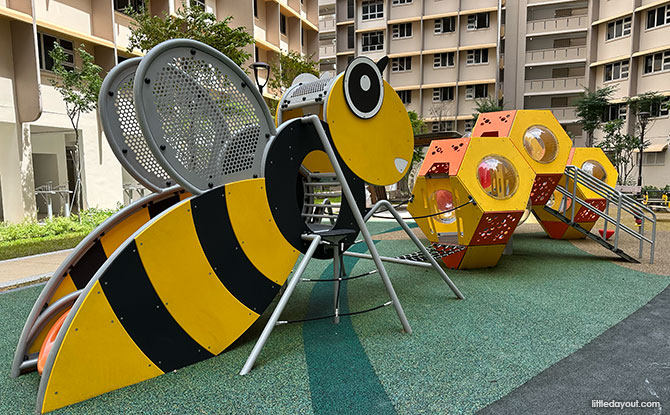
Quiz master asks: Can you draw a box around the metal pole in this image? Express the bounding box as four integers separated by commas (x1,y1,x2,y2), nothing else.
637,124,644,186
304,115,412,334
614,193,622,249
333,245,341,324
369,200,464,299
570,167,577,222
344,251,434,268
240,234,322,375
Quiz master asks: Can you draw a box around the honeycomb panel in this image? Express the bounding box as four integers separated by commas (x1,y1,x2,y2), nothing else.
469,211,523,246
529,173,563,206
574,199,607,223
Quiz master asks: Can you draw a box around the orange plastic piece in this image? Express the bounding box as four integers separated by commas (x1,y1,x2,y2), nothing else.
38,309,71,375
530,174,563,206
470,110,517,138
418,138,470,177
539,221,569,239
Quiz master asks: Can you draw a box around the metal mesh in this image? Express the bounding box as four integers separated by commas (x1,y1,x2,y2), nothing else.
152,55,262,181
115,76,172,184
395,243,466,262
290,78,330,98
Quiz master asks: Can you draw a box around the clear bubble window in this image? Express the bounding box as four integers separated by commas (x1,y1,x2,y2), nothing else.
581,160,607,181
429,189,456,224
523,125,559,163
477,155,519,200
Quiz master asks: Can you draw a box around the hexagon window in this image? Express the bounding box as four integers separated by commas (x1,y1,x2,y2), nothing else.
523,125,559,164
477,155,519,200
429,189,456,224
581,160,607,181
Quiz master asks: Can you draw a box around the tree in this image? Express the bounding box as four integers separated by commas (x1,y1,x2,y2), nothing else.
49,43,103,215
574,85,615,147
268,50,319,91
126,6,254,67
472,96,503,121
408,110,427,136
596,118,644,185
626,91,665,120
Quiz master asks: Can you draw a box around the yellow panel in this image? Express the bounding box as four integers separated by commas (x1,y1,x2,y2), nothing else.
41,281,163,413
458,245,506,269
562,224,591,239
302,149,335,173
28,275,78,355
326,77,413,186
136,200,258,354
100,208,151,257
408,176,459,243
456,137,536,213
225,179,300,286
507,110,573,175
450,179,484,245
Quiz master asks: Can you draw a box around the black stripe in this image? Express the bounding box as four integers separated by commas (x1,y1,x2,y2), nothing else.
69,240,108,289
190,187,280,314
100,241,214,372
147,193,181,218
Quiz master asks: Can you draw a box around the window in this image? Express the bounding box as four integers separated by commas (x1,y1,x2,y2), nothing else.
392,23,412,39
650,97,670,118
603,103,627,121
647,5,670,29
431,120,454,132
604,60,629,82
642,152,666,166
37,33,74,72
644,51,670,74
280,14,287,35
434,52,455,68
347,26,355,49
253,0,258,18
114,0,144,13
397,90,411,104
466,49,489,65
465,84,488,100
362,31,384,52
391,57,412,72
362,0,383,20
191,0,205,9
347,0,354,19
432,87,454,102
392,0,412,4
467,13,489,30
434,16,455,34
464,120,473,133
606,16,631,40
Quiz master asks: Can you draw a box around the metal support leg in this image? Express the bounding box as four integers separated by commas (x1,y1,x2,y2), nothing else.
364,200,464,300
333,246,341,324
240,234,322,375
304,115,412,334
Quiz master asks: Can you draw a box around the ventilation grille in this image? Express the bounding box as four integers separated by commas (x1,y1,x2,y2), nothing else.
290,78,330,98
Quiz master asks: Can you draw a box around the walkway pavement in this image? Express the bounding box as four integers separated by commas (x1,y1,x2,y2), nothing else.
0,249,73,290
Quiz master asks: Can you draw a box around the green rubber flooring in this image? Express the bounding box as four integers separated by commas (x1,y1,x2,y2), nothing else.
1,221,668,414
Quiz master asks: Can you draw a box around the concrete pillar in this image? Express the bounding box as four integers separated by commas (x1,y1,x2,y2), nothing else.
0,122,37,223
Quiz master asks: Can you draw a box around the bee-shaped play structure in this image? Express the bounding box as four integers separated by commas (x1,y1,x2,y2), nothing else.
12,40,462,413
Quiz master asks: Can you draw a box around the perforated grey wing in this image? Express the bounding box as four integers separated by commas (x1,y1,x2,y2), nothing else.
99,58,173,192
133,39,276,195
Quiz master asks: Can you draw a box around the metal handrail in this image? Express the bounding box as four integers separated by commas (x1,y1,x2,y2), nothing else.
558,165,656,263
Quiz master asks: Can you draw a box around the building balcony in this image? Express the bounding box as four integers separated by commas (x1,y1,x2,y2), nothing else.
546,106,579,122
524,76,585,95
526,15,588,36
319,16,336,33
320,43,336,59
525,46,587,65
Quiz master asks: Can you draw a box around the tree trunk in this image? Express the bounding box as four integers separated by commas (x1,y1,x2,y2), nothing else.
368,184,387,204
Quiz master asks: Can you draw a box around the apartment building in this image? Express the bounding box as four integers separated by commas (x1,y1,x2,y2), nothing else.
328,0,502,134
0,0,318,223
319,0,337,76
587,0,670,187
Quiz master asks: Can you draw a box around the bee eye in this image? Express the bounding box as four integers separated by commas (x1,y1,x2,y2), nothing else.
342,57,384,119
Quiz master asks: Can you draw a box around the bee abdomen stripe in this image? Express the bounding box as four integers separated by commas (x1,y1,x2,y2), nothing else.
100,241,214,372
69,241,108,289
191,187,280,314
148,194,182,218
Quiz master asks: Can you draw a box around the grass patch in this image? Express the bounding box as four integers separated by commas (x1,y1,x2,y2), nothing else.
0,232,88,261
